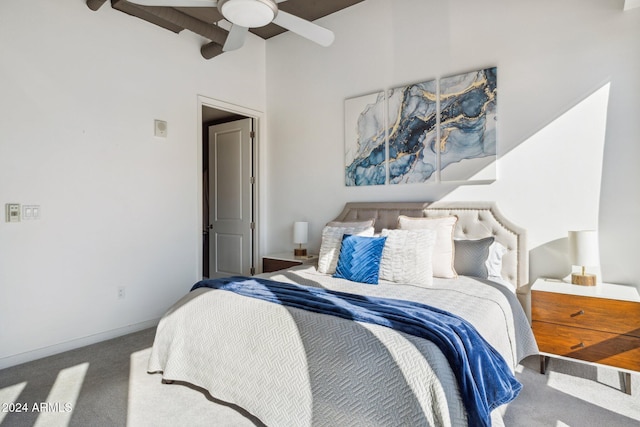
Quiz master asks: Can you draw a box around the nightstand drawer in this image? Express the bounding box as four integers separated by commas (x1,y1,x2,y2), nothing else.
263,253,319,274
263,258,301,273
532,321,640,372
532,290,640,337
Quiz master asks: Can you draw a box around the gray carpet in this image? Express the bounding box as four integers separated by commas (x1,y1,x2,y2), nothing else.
0,327,638,426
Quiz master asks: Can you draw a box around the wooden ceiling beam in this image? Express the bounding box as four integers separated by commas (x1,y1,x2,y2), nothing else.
87,0,227,59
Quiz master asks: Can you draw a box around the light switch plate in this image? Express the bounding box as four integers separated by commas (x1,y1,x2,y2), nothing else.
23,205,40,220
5,203,20,222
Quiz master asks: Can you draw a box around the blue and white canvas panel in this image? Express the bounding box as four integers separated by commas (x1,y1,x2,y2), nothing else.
344,91,387,186
387,80,438,184
439,67,497,182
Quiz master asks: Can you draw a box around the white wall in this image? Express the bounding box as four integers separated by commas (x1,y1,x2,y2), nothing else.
0,0,266,368
265,0,640,289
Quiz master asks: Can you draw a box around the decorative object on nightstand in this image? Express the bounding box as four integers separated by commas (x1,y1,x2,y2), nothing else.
531,278,640,394
293,221,308,257
568,230,599,286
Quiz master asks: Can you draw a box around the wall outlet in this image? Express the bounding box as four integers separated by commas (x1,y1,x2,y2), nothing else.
117,286,126,300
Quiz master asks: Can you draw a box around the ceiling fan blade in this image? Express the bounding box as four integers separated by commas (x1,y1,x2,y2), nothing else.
127,0,217,6
272,11,334,47
223,24,249,51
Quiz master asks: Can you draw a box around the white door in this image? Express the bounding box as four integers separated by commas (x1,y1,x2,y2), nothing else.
208,118,254,278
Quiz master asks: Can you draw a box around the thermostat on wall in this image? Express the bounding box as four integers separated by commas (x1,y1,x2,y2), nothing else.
5,203,20,222
154,119,167,137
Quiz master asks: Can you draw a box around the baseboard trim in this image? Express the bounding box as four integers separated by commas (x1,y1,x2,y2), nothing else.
0,318,160,370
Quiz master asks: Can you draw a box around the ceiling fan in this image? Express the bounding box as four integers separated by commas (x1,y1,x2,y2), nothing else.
127,0,335,52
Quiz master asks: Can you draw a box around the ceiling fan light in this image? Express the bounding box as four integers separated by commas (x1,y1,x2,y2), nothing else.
220,0,276,28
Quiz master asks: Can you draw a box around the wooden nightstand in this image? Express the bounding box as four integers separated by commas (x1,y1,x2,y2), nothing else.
531,278,640,394
262,252,318,273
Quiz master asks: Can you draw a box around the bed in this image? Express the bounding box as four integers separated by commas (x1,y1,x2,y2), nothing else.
148,201,538,426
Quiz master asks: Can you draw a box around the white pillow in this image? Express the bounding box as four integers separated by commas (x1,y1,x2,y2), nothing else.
317,225,375,274
487,241,508,277
379,229,436,287
397,215,458,278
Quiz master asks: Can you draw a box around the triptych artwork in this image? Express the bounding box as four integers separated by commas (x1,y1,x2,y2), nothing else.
344,67,497,186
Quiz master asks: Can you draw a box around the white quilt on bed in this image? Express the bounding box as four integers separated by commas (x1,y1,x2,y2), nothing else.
147,266,538,427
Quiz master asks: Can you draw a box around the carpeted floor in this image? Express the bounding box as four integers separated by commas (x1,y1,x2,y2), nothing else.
0,327,638,426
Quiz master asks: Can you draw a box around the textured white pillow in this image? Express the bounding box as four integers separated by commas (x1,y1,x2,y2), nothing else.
317,225,375,274
379,229,437,287
397,215,458,278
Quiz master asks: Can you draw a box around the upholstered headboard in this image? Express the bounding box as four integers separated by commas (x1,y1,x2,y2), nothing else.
332,201,528,289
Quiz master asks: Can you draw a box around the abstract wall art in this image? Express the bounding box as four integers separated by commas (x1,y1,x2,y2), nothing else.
344,67,497,186
439,67,497,181
387,80,438,184
344,91,387,186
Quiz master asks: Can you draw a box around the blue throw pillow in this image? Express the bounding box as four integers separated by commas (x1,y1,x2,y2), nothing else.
333,234,387,284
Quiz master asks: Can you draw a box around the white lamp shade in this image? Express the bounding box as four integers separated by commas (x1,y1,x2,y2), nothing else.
293,222,308,245
568,230,599,267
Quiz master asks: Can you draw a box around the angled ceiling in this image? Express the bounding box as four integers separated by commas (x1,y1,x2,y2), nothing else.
89,1,635,60
87,0,364,59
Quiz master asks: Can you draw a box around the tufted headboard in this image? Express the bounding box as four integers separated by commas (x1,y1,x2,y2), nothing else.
332,201,528,289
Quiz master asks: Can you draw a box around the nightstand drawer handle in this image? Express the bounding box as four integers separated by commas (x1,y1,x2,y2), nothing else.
570,309,585,317
571,342,585,350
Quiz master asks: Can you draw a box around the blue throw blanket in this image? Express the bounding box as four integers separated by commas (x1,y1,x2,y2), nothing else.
192,276,521,427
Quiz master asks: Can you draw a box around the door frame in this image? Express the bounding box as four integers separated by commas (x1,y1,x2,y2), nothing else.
197,95,264,280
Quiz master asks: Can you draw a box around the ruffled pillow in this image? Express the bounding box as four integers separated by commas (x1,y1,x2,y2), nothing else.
379,229,437,287
397,215,458,278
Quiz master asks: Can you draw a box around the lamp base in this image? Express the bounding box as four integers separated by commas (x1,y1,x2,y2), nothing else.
571,273,596,286
294,248,307,257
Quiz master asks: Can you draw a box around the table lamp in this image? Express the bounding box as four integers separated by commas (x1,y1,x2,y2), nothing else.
568,230,599,286
293,221,308,257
